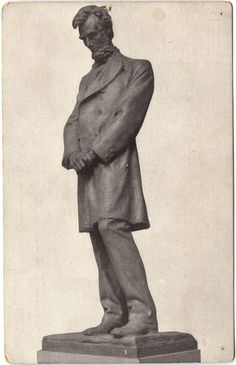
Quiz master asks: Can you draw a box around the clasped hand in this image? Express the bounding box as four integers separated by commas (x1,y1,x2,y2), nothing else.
69,150,97,172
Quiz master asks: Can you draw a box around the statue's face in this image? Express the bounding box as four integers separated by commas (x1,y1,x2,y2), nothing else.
79,14,111,61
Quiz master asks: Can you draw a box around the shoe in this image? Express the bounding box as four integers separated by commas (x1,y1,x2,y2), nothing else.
110,321,157,337
83,320,124,335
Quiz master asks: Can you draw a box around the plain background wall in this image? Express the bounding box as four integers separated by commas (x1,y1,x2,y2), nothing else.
3,2,233,363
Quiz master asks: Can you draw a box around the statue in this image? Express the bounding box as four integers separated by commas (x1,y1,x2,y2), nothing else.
38,6,201,362
61,5,158,337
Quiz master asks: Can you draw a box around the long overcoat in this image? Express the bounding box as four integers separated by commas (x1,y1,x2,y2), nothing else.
62,50,154,232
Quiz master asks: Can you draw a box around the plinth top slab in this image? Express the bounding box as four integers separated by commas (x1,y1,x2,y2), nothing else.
43,331,195,347
42,331,198,358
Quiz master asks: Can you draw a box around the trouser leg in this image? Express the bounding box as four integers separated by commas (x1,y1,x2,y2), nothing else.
89,226,128,324
97,219,158,329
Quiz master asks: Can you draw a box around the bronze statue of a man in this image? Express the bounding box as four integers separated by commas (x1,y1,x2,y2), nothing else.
62,5,158,337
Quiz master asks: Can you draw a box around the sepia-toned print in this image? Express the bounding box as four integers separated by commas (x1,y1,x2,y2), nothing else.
3,2,233,363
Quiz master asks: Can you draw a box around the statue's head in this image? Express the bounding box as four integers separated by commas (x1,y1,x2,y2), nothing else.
72,5,114,61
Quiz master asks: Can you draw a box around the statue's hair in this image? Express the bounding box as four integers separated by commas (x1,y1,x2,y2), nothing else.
72,5,114,40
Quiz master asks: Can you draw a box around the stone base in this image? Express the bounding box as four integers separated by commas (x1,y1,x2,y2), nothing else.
38,331,201,363
37,349,201,363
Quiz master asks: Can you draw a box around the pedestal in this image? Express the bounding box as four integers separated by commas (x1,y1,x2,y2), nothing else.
38,331,201,363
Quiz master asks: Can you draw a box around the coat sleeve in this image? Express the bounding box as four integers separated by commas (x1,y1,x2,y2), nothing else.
91,60,154,162
61,98,80,170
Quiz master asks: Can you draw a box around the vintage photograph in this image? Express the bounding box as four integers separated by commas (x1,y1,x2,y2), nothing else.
3,2,233,363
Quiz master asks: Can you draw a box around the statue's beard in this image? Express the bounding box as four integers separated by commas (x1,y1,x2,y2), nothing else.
91,43,115,63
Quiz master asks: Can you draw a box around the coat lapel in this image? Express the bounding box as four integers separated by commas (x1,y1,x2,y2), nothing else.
79,51,124,104
77,76,88,104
